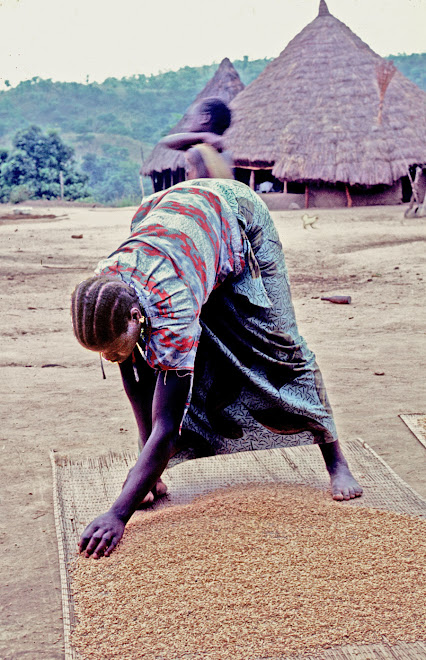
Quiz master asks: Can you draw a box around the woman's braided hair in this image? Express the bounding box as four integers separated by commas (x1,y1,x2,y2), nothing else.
71,275,139,349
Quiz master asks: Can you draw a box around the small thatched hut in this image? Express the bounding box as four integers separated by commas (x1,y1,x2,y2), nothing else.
225,0,426,207
142,58,244,191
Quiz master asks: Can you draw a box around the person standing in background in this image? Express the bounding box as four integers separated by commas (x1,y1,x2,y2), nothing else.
160,97,234,180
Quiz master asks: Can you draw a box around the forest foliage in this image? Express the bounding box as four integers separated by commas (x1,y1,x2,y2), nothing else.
0,125,89,203
0,54,424,204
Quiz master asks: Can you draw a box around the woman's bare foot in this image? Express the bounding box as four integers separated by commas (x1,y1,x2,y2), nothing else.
329,463,363,500
122,469,168,507
319,439,363,501
138,478,168,507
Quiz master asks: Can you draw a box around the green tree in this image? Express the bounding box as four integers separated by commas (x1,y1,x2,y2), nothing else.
0,125,89,200
0,148,10,201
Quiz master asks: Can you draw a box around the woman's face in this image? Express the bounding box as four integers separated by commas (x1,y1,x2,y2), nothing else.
100,309,142,363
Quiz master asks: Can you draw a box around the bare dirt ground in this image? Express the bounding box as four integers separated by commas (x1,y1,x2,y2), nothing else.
0,202,425,659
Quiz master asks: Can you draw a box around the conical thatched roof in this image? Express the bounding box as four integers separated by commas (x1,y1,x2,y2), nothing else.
142,58,244,176
226,0,426,186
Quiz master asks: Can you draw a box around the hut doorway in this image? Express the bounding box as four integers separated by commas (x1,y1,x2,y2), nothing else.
234,168,283,192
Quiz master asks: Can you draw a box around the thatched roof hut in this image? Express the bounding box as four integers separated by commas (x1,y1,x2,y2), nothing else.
142,58,244,191
226,0,426,207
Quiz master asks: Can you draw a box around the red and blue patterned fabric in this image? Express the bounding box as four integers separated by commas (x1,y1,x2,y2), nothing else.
97,181,245,372
97,179,338,462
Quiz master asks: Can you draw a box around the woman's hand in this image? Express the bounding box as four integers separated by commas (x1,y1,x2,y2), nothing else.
79,512,125,559
79,371,191,560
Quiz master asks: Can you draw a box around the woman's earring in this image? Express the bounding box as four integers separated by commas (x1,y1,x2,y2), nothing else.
139,315,145,341
99,353,106,380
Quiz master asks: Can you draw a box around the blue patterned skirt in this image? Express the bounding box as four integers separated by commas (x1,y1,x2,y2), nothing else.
169,182,338,467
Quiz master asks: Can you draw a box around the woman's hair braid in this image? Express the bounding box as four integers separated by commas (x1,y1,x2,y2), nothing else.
71,276,139,349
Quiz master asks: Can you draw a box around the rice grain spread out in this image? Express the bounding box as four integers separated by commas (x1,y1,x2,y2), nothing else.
71,484,426,659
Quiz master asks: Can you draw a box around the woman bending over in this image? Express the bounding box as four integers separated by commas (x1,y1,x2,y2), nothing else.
72,179,362,559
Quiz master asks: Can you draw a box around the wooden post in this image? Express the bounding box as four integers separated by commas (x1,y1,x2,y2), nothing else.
345,184,353,208
249,170,255,190
59,171,64,201
304,183,309,209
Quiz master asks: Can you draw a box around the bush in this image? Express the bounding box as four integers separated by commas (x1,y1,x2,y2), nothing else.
9,184,31,204
0,125,90,201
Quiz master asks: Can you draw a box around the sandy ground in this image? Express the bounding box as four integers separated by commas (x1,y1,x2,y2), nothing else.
0,201,425,659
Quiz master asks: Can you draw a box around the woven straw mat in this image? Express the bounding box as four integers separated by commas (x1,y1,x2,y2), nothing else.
51,439,426,660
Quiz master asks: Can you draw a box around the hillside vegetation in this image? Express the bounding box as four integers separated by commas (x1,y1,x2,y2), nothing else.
0,54,424,204
0,58,270,153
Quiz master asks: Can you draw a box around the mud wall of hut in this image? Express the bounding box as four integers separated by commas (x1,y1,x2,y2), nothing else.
258,180,406,210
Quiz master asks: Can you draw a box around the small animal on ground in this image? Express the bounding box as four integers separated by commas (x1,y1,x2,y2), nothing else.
258,181,274,193
302,213,319,229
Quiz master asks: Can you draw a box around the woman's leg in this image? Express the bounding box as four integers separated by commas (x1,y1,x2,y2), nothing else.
318,439,363,500
240,196,363,500
119,352,167,503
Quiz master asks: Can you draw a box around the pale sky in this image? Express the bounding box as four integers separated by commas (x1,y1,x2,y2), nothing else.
0,0,425,88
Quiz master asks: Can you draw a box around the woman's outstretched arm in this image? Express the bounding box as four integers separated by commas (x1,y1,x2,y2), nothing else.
160,131,224,151
79,370,191,559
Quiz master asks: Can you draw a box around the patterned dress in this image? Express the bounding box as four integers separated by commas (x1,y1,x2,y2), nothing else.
96,179,337,466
